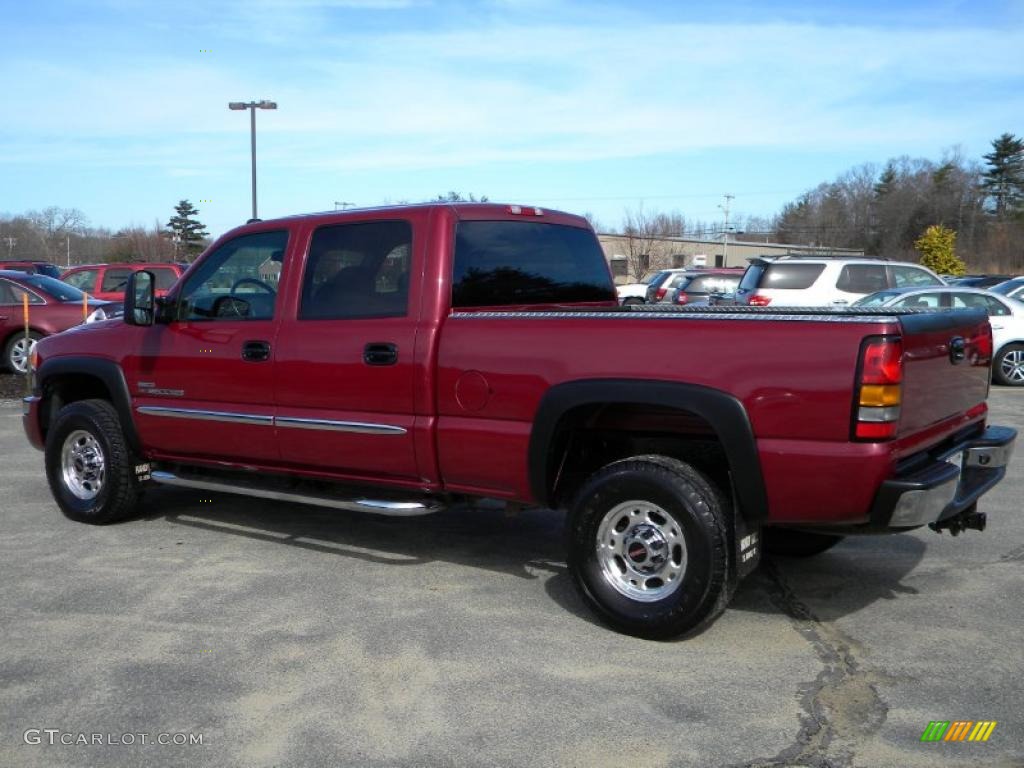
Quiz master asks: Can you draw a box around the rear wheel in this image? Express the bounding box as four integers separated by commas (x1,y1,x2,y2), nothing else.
622,297,644,306
4,331,42,374
568,455,733,639
994,343,1024,386
763,528,844,557
45,399,141,524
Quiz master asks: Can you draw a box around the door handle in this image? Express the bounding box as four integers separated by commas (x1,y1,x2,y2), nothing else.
242,340,271,362
363,342,398,366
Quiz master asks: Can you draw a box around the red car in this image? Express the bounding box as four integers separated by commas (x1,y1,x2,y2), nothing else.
23,204,1016,639
62,263,184,301
0,270,118,373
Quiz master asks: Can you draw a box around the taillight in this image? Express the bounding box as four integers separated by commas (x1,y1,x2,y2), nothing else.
749,294,771,306
853,336,903,441
655,287,668,301
674,292,688,305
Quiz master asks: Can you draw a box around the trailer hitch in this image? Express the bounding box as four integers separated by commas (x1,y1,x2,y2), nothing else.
930,505,987,536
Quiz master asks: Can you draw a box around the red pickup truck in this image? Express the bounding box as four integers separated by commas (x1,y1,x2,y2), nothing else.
22,203,1016,638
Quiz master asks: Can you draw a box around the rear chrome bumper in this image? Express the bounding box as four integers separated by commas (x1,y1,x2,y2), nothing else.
871,426,1016,529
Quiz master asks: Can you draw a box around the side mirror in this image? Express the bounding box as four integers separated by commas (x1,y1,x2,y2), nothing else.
124,270,155,326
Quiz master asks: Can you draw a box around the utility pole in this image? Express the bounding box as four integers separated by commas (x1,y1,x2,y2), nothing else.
66,234,71,268
719,194,734,266
228,100,278,221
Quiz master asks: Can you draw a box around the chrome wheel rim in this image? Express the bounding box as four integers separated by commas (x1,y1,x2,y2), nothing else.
596,500,687,602
9,336,36,374
1001,349,1024,384
61,430,106,500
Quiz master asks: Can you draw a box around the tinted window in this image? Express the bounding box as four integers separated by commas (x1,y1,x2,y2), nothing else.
35,264,61,279
759,263,826,290
151,267,180,290
177,231,287,321
300,221,411,320
837,264,887,293
892,265,942,288
63,269,97,291
452,221,615,307
101,268,133,293
738,264,766,292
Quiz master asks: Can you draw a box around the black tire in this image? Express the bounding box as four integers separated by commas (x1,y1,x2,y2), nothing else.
993,343,1024,386
45,399,141,524
4,330,42,374
568,455,733,640
622,297,644,306
762,528,844,557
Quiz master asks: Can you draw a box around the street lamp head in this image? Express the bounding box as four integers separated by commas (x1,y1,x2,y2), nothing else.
228,102,248,110
258,101,278,110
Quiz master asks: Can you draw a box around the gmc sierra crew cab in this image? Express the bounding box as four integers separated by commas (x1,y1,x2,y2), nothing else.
22,203,1016,639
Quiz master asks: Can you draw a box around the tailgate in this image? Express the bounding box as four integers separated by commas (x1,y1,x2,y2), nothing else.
898,309,991,436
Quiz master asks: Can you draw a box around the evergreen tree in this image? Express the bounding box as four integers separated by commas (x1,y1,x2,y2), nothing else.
982,133,1024,219
165,200,209,260
915,224,966,276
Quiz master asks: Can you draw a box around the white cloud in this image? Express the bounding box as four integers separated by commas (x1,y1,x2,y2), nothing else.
3,14,1022,175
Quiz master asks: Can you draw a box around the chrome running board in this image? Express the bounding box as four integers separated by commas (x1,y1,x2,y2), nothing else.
150,470,444,517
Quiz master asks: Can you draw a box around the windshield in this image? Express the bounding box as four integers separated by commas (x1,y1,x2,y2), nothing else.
990,279,1024,296
19,274,87,302
853,291,902,306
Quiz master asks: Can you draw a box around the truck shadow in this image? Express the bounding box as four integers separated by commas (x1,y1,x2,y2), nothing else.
143,487,929,628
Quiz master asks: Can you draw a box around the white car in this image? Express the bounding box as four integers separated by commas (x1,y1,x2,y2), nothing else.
734,256,945,307
991,277,1024,302
854,286,1024,386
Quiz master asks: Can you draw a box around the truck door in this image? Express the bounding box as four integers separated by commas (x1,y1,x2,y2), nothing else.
272,217,421,484
127,229,289,465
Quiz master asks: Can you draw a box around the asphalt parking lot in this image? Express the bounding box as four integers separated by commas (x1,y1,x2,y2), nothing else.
0,378,1021,768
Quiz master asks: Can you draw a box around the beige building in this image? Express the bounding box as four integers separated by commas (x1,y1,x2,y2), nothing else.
598,233,864,284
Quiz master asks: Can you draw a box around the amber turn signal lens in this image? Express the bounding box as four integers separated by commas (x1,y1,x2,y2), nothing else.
859,384,901,407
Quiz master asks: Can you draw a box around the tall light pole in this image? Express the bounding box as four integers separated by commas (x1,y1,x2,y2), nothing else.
719,194,734,266
228,100,277,221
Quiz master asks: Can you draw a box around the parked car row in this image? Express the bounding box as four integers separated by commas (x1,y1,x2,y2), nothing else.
0,271,123,373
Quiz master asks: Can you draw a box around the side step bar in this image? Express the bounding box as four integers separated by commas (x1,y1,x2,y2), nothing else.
149,470,445,517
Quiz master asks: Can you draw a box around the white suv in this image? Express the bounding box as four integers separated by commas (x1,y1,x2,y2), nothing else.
734,257,945,307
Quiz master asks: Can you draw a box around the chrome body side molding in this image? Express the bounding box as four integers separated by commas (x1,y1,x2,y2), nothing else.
275,416,407,435
136,407,406,435
136,406,273,426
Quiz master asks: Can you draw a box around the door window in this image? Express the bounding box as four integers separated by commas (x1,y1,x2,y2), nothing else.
63,269,97,291
101,268,133,293
299,221,412,320
892,293,943,309
176,231,288,321
836,264,887,293
0,280,45,305
891,266,943,288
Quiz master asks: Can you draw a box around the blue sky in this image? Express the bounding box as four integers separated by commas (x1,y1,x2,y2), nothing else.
1,0,1022,239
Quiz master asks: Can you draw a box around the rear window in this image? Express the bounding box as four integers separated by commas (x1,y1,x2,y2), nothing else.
17,274,86,302
452,221,615,307
681,274,741,294
751,263,826,291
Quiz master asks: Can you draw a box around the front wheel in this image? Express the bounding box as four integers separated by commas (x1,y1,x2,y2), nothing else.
4,331,42,374
994,343,1024,386
568,455,733,640
45,399,141,524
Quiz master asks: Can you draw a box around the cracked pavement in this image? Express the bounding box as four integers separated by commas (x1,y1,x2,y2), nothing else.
0,384,1021,767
